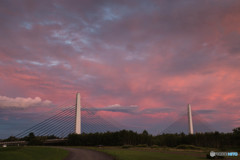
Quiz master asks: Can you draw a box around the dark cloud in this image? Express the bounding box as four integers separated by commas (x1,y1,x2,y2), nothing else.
83,104,138,114
140,107,173,114
194,109,217,114
83,105,174,115
223,32,240,55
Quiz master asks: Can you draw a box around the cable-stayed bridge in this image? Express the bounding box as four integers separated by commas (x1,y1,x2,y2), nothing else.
15,93,212,138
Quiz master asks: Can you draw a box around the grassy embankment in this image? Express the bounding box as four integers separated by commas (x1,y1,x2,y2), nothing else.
89,145,239,160
0,146,68,160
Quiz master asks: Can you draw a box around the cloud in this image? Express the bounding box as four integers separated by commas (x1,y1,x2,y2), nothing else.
222,32,240,55
83,104,139,114
83,104,173,115
140,108,173,114
194,109,217,114
0,95,51,108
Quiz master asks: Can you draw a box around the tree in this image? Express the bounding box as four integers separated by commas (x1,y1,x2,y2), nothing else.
5,136,18,142
232,127,240,146
233,127,240,135
142,130,149,136
26,132,45,145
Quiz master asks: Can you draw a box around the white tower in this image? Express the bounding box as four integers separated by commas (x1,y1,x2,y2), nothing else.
188,104,194,134
75,93,81,134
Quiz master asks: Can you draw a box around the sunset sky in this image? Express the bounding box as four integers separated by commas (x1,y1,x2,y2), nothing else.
1,0,240,138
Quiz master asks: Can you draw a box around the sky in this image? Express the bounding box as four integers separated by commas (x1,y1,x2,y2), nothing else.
1,0,240,138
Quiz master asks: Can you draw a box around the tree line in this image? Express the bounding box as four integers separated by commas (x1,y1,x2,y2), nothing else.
67,127,240,149
2,127,240,149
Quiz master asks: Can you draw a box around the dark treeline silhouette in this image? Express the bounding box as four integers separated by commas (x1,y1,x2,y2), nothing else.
2,133,60,145
68,130,151,146
2,127,240,149
68,127,240,148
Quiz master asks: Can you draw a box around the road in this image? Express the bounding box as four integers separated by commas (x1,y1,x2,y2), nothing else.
62,147,114,160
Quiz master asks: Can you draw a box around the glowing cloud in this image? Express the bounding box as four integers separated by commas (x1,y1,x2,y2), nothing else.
0,95,51,108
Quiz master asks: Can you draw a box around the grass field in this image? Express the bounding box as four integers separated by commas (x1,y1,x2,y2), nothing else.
93,147,205,160
0,146,68,160
91,146,239,160
1,146,239,160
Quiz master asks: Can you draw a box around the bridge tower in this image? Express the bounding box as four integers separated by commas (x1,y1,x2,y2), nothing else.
75,93,81,134
188,104,194,134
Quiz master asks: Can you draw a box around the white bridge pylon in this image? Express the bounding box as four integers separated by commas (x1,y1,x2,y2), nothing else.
75,92,81,134
188,104,194,134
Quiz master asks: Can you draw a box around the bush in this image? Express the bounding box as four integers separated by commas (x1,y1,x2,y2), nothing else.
122,145,133,149
151,145,159,148
176,144,201,150
136,144,148,147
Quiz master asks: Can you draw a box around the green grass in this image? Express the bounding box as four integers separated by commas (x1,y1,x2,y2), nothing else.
94,146,240,160
90,147,208,160
0,146,68,160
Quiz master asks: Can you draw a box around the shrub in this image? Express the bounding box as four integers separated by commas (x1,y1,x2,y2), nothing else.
136,144,148,147
151,145,159,148
122,145,133,149
176,144,201,150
